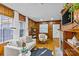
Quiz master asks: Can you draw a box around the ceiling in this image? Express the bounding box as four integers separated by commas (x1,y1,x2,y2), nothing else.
3,3,64,21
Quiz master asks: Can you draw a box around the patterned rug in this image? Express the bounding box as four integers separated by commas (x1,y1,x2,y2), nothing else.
31,48,53,56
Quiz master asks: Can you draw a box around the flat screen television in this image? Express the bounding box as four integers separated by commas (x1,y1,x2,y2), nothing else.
62,9,73,25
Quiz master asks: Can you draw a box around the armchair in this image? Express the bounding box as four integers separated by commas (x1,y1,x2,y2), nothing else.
39,34,48,43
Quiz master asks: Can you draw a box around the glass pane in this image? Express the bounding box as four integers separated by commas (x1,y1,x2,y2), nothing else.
3,29,13,41
1,15,13,42
53,24,60,38
20,22,25,29
1,15,9,20
2,23,10,28
20,29,24,37
40,24,48,33
20,22,25,37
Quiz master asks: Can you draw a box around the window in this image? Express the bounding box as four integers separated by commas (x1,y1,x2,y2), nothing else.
0,23,3,42
39,24,48,33
53,24,60,38
20,22,25,37
0,15,13,43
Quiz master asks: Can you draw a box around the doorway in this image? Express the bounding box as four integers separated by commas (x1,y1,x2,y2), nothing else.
53,24,60,39
52,24,63,56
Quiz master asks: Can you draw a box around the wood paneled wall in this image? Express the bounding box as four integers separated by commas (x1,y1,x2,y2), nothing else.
48,22,53,40
28,18,39,39
63,31,74,41
36,20,61,40
0,4,14,18
0,45,4,56
19,14,26,21
63,31,79,41
28,19,61,40
28,18,36,35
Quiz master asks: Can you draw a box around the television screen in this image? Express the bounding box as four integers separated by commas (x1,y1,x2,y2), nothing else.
62,9,72,25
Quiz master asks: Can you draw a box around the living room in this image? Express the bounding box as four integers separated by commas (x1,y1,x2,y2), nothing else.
0,3,63,56
0,3,79,56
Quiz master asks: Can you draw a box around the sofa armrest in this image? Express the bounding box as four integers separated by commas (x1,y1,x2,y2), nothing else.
4,45,21,56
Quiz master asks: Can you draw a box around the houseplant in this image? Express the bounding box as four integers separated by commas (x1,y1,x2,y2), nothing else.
21,42,28,55
64,3,79,13
69,3,79,13
64,3,69,9
64,3,79,23
64,3,79,12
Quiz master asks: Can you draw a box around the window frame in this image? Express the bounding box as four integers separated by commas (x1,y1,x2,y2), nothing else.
19,21,25,37
39,23,48,33
0,15,13,43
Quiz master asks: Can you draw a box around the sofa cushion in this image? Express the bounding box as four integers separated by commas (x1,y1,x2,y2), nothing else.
8,40,18,47
17,40,22,47
72,36,77,43
26,36,33,43
21,37,27,43
26,40,35,50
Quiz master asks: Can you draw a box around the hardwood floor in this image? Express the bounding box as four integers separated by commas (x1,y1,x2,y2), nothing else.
0,44,4,56
36,38,60,55
53,38,60,48
36,39,54,51
0,43,8,56
36,38,60,50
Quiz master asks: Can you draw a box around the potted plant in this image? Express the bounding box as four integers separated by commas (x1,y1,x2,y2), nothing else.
64,3,79,23
64,3,69,9
64,3,79,13
21,42,28,55
69,3,79,13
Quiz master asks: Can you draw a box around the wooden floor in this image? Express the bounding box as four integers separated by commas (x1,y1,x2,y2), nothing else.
0,43,8,56
36,39,54,51
0,44,4,56
36,38,60,53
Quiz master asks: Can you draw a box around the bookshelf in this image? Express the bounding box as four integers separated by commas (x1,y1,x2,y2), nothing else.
61,3,79,56
63,41,79,56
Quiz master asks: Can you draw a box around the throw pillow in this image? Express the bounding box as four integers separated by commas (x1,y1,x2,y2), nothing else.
26,36,33,43
17,39,23,47
8,40,18,47
72,36,77,45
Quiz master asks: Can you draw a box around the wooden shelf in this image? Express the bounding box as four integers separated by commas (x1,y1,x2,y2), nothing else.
64,49,74,56
66,41,79,54
61,3,79,56
61,22,79,32
64,41,79,56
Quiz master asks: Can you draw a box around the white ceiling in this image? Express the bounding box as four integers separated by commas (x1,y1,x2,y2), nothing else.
3,3,64,21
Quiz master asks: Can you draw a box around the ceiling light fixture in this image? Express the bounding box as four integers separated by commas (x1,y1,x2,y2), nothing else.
51,18,53,20
40,3,44,5
40,19,43,21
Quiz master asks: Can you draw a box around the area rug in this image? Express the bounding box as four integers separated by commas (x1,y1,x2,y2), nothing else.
31,48,53,56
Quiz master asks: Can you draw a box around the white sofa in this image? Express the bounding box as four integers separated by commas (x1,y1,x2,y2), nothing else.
4,37,36,56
